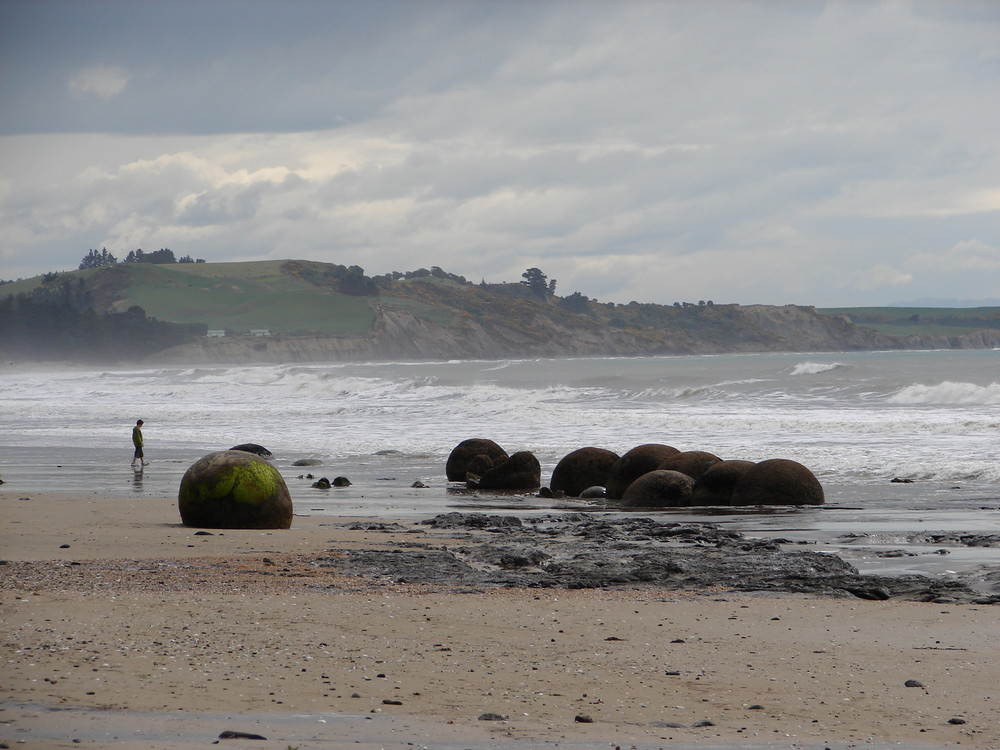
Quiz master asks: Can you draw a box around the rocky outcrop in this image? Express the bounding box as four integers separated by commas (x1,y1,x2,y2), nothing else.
322,513,1000,603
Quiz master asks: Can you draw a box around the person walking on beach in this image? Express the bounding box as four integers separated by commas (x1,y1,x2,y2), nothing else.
131,419,147,467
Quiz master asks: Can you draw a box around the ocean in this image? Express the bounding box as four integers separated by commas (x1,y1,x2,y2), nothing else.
2,349,998,581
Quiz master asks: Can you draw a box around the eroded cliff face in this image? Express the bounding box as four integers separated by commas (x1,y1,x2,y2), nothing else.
147,304,1000,365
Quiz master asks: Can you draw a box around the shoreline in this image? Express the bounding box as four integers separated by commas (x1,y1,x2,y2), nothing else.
3,492,999,749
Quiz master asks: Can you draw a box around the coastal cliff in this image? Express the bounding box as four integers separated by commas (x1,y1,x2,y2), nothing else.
148,302,1000,365
6,259,1000,364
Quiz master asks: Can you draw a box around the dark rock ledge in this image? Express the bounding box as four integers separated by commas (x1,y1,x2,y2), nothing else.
321,513,1000,605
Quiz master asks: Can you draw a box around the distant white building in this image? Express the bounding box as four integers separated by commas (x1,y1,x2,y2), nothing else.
207,330,226,338
250,329,271,337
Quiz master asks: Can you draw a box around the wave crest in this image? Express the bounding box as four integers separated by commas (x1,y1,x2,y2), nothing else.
791,362,847,376
889,381,1000,405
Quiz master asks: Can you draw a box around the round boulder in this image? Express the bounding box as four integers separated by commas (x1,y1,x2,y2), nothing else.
657,450,722,480
178,450,293,529
620,470,695,508
446,438,509,482
691,460,756,506
606,443,679,499
550,447,620,497
470,451,541,491
730,459,825,506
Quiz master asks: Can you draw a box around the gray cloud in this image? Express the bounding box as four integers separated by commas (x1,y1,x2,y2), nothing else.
1,0,998,306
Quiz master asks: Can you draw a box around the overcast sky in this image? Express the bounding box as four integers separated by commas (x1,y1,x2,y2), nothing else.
1,0,997,306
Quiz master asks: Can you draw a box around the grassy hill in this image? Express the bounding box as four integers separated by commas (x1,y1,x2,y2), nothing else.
818,306,1000,337
3,259,999,362
1,261,376,335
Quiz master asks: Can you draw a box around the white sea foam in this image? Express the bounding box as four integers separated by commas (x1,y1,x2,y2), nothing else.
888,381,1000,405
3,350,999,490
791,361,847,376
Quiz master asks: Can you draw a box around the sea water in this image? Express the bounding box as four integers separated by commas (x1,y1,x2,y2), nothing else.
2,349,998,579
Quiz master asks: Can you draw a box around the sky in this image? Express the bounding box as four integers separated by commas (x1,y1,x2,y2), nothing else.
1,0,998,307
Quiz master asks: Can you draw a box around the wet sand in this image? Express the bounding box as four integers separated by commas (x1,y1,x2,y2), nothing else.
2,492,998,749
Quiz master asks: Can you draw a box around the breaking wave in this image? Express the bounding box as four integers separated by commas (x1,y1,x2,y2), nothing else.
888,381,1000,405
790,361,847,376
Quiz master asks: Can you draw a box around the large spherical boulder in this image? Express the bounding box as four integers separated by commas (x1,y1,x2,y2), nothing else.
550,447,620,497
730,459,825,506
606,443,679,499
470,451,541,491
446,438,509,482
657,450,722,480
178,450,293,529
691,460,756,506
620,470,695,508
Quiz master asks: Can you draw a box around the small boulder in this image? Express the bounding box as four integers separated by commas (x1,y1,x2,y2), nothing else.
606,444,679,499
620,470,695,508
691,460,756,506
469,451,541,491
550,447,620,497
178,450,292,529
446,439,509,481
292,458,323,466
730,459,825,506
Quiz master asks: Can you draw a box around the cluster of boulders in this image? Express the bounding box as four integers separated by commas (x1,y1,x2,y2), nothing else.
447,438,824,508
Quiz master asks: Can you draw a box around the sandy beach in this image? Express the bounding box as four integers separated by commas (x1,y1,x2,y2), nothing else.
2,492,998,749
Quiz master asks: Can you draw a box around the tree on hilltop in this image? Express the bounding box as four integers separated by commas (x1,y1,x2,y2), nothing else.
558,291,593,316
521,267,556,299
79,248,118,269
123,248,178,264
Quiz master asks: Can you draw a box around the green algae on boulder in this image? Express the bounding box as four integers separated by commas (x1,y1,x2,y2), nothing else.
178,450,293,529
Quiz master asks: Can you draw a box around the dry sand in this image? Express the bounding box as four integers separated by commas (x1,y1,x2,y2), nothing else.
2,492,998,749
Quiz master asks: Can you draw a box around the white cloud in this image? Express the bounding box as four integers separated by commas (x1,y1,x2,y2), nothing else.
844,265,914,292
910,240,1000,273
946,240,1000,271
67,65,130,99
0,1,998,306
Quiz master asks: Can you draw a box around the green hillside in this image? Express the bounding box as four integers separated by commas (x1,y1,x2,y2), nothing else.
4,258,1000,363
819,306,1000,337
2,261,376,335
104,262,375,335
